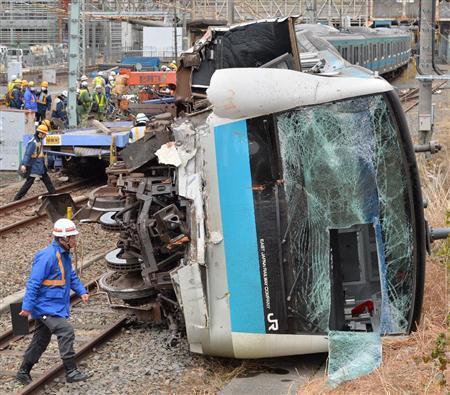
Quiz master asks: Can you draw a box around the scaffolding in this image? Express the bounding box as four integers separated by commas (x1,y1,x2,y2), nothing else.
0,0,60,46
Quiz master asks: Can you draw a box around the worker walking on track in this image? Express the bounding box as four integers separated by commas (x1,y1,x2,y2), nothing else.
14,124,56,201
16,219,90,385
91,85,107,121
77,81,92,128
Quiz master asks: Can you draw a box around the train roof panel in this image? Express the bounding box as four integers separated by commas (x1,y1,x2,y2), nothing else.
207,68,392,120
296,24,411,40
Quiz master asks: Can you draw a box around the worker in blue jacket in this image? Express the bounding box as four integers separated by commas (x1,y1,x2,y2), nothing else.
14,124,56,201
23,81,38,114
16,218,90,385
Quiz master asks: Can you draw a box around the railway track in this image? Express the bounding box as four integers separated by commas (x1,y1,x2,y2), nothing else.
0,178,97,237
0,278,128,394
400,81,448,113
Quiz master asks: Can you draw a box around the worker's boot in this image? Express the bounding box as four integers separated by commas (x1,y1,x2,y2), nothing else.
63,358,89,383
16,360,33,385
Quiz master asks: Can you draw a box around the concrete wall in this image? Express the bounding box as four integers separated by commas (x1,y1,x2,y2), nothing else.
373,0,419,20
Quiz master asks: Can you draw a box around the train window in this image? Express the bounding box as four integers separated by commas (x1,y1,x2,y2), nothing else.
363,45,368,63
276,94,416,334
354,47,359,64
380,43,384,58
247,116,280,183
372,44,377,59
387,43,391,56
341,47,348,59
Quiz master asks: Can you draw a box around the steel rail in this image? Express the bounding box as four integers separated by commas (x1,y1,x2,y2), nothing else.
0,178,96,216
0,196,88,237
0,278,101,350
19,316,128,394
403,81,448,113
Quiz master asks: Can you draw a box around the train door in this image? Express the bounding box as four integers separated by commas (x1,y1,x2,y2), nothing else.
353,45,360,65
341,46,348,61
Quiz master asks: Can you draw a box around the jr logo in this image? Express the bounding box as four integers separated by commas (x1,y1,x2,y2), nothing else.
267,313,279,331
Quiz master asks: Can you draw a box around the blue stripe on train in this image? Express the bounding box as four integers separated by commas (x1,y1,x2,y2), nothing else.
214,120,266,333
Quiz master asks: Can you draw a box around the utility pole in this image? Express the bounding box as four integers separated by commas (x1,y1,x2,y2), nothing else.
173,2,178,60
227,0,235,25
68,0,81,128
305,0,317,23
181,12,188,51
418,0,434,145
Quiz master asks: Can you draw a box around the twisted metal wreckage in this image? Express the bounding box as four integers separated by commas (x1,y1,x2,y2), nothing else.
42,18,449,385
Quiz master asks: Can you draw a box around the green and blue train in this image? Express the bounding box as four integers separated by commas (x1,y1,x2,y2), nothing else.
298,24,412,75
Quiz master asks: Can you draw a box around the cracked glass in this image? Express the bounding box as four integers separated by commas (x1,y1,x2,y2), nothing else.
276,94,414,335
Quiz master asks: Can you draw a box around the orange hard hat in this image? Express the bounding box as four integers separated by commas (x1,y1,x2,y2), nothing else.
42,119,51,129
36,124,49,134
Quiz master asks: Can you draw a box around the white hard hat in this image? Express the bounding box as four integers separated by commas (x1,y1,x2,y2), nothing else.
108,75,114,81
81,81,88,88
11,74,17,80
136,113,149,123
53,218,79,237
95,84,102,89
61,90,68,97
80,75,88,81
110,71,116,76
98,71,104,76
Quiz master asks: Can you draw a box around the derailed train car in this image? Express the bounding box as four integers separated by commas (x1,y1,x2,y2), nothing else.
53,17,446,382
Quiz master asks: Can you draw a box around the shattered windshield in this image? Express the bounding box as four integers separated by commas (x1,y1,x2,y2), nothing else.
276,94,414,334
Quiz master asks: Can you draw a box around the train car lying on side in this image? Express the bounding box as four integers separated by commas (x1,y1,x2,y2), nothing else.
43,17,446,384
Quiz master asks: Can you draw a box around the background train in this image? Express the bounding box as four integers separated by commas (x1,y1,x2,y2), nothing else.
297,24,412,76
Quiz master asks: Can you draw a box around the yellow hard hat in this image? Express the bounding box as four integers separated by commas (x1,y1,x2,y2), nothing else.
21,80,28,86
36,124,49,134
41,81,49,88
42,119,51,129
14,79,21,83
29,81,35,87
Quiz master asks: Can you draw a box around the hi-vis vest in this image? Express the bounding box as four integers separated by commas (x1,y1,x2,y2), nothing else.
129,126,146,143
37,92,47,105
94,76,105,87
94,93,106,107
30,139,45,159
42,251,66,286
